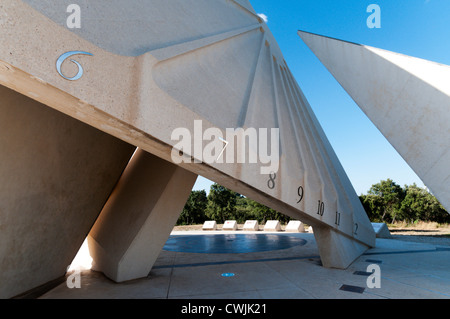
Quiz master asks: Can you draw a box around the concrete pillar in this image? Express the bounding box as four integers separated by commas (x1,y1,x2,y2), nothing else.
88,149,198,283
0,86,136,299
313,226,370,269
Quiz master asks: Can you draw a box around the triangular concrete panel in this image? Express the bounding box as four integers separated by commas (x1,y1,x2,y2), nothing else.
298,30,450,213
372,223,392,239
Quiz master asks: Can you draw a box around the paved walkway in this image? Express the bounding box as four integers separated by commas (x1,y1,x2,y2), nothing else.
41,231,450,299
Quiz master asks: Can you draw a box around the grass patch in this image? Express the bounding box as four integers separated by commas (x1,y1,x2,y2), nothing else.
388,221,449,230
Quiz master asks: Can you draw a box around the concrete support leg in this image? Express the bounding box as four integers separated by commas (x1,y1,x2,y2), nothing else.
0,86,136,299
313,226,370,269
88,149,198,283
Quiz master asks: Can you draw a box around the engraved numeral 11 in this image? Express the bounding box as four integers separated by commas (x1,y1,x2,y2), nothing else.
335,211,340,226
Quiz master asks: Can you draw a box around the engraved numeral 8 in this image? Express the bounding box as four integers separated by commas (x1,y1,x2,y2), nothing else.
267,172,276,189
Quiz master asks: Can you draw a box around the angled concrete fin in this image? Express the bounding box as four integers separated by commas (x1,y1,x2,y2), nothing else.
298,30,450,213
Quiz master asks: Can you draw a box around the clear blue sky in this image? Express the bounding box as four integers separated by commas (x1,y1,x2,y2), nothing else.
193,0,450,195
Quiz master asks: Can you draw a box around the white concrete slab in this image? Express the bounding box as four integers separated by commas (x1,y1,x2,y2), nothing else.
243,220,259,231
372,223,392,239
223,220,238,231
203,221,218,231
286,221,306,233
264,220,282,232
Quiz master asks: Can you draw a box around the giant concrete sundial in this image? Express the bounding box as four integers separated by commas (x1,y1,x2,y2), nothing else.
0,0,379,298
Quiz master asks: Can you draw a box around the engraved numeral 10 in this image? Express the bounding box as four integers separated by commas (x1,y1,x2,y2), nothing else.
317,200,324,216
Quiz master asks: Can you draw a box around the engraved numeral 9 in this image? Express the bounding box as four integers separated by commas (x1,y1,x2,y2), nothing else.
297,186,304,203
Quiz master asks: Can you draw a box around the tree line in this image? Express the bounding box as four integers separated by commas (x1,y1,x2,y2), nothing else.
359,179,449,224
177,183,290,226
177,179,449,226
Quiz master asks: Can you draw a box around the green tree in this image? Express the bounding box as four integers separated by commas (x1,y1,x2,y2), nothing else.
367,179,405,223
360,179,449,224
177,190,207,225
400,184,449,223
205,183,239,223
246,198,290,224
360,194,385,222
234,196,253,223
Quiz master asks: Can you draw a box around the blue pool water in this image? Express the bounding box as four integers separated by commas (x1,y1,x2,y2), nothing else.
163,234,307,254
